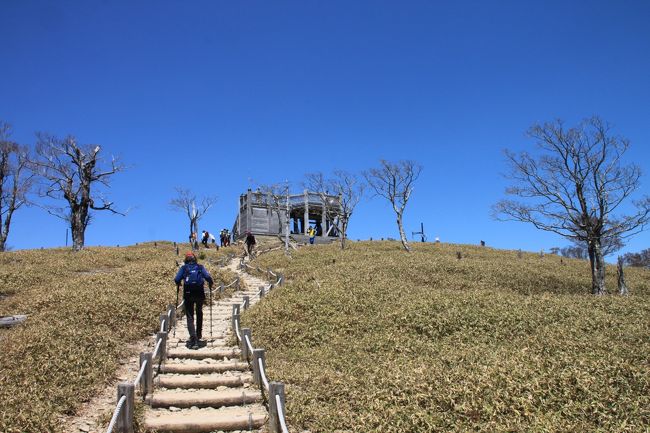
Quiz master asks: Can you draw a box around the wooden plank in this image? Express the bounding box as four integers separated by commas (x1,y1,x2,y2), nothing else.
0,315,27,328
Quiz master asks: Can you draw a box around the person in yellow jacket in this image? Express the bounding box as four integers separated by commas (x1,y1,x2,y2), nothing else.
308,226,316,244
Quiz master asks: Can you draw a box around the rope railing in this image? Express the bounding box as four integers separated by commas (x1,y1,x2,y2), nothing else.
104,251,245,433
234,262,289,433
133,359,148,387
105,394,127,433
258,357,270,391
245,333,254,355
152,338,163,360
275,393,290,433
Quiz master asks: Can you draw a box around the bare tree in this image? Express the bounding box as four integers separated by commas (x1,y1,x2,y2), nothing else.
0,122,33,251
31,133,125,251
494,117,650,295
305,170,364,250
170,187,217,240
256,183,288,235
364,160,422,252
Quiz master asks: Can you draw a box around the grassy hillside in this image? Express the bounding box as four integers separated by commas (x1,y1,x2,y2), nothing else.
0,242,238,433
245,241,650,432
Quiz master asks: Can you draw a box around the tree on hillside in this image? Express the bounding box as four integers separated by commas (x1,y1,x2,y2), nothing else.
170,187,217,241
494,116,650,295
31,133,125,251
305,170,365,250
364,160,422,252
0,122,33,252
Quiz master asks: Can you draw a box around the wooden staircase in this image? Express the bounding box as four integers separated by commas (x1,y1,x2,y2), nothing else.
144,282,269,432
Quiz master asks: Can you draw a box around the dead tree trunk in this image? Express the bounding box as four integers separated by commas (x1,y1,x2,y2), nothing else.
396,212,410,252
617,256,629,295
70,204,89,252
588,240,607,295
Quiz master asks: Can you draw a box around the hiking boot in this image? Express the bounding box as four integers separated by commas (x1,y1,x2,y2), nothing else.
191,338,199,350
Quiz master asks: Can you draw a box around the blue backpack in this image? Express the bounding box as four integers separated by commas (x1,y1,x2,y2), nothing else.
183,263,205,288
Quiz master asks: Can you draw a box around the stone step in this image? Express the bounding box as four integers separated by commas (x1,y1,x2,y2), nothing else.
157,373,252,389
167,347,240,360
160,360,249,374
145,406,267,432
147,388,262,408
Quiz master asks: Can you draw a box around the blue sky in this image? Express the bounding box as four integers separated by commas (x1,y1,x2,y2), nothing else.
1,0,649,257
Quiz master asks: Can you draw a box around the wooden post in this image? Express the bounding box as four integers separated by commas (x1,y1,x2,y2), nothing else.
252,349,266,386
235,278,241,290
269,382,286,433
259,285,265,298
304,189,309,235
237,196,241,237
267,191,273,232
116,382,134,433
278,273,284,286
320,208,326,238
157,332,167,362
232,313,240,340
219,284,224,295
243,295,250,310
167,304,176,329
241,328,252,360
246,190,253,234
140,352,153,397
159,314,167,332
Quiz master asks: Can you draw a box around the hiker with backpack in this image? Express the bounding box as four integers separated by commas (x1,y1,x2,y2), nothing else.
244,231,256,259
174,252,214,349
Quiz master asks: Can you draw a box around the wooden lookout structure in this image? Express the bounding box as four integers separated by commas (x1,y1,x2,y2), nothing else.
233,189,341,243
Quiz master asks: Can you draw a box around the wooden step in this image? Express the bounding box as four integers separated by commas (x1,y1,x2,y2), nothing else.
145,406,267,432
160,361,249,374
158,373,252,389
148,388,262,408
167,347,240,359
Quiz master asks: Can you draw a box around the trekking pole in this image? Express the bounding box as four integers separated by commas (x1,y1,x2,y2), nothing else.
173,285,179,339
210,285,213,344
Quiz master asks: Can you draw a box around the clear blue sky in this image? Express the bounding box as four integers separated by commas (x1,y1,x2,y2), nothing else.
1,0,649,257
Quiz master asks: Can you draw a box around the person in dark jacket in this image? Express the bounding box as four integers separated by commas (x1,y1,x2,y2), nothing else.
174,252,213,349
244,231,256,259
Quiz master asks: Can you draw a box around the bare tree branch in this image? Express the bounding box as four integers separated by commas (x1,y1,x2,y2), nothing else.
363,159,422,252
0,121,34,251
30,133,126,251
305,171,364,249
169,187,217,238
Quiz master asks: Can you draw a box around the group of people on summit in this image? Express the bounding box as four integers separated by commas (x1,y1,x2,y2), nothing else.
188,229,232,250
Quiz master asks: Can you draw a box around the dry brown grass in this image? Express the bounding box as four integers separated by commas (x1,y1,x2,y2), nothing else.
245,241,650,432
0,242,238,433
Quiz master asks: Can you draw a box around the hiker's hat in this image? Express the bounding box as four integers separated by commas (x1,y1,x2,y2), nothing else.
185,252,196,260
